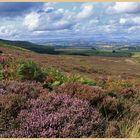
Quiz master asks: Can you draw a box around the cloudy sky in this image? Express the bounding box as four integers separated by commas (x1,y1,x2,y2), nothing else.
0,2,140,41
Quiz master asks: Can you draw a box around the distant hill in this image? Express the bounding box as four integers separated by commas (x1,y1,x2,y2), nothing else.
116,46,138,51
0,39,55,54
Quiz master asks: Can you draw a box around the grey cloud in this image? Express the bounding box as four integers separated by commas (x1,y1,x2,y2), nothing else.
0,2,43,17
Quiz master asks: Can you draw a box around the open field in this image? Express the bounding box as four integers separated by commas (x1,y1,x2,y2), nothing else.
1,45,140,79
56,48,132,57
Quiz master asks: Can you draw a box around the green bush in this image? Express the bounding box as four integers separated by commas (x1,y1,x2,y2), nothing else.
16,60,46,82
67,74,97,86
67,74,81,83
46,67,67,84
80,77,97,86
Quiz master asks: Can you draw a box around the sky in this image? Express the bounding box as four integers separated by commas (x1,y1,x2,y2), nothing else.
0,2,140,42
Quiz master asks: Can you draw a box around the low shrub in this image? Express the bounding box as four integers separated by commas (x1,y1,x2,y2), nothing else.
0,56,12,80
120,87,137,99
0,80,47,98
0,94,106,138
1,58,19,80
55,83,106,105
99,96,124,118
43,67,67,89
55,83,128,118
16,60,46,82
105,121,120,137
0,56,10,66
0,93,26,132
0,80,49,134
46,67,67,84
105,79,134,94
80,78,96,86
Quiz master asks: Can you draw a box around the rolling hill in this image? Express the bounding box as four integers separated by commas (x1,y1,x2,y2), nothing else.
0,39,55,54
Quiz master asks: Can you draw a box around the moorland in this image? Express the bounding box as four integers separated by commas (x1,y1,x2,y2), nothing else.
0,39,140,138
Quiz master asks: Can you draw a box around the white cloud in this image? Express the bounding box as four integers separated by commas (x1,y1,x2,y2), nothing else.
23,9,75,32
128,25,140,33
0,25,17,38
43,7,55,13
24,12,40,31
7,2,139,40
120,16,140,25
57,8,64,13
77,4,94,20
107,2,140,14
89,19,99,24
102,25,117,33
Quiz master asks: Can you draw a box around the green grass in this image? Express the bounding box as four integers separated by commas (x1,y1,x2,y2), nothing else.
56,48,132,57
132,51,140,58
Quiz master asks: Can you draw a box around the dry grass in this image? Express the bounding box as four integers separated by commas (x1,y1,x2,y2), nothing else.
119,119,140,138
1,45,140,81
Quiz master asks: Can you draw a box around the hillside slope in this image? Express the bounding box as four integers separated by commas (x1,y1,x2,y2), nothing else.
0,39,55,54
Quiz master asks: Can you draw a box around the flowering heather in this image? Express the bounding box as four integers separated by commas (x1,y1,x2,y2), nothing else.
0,80,48,98
0,94,105,138
55,83,106,105
120,87,137,99
0,80,49,134
0,93,23,132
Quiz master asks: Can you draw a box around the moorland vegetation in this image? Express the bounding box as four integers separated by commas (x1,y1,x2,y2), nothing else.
0,42,140,138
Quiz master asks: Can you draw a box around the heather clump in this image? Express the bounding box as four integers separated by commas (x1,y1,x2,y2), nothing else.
120,87,137,99
99,96,124,118
0,93,25,132
55,83,139,119
0,80,49,134
0,94,105,138
55,83,106,105
0,80,47,98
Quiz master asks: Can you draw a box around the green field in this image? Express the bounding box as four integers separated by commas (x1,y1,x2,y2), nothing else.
132,51,140,57
56,48,133,57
